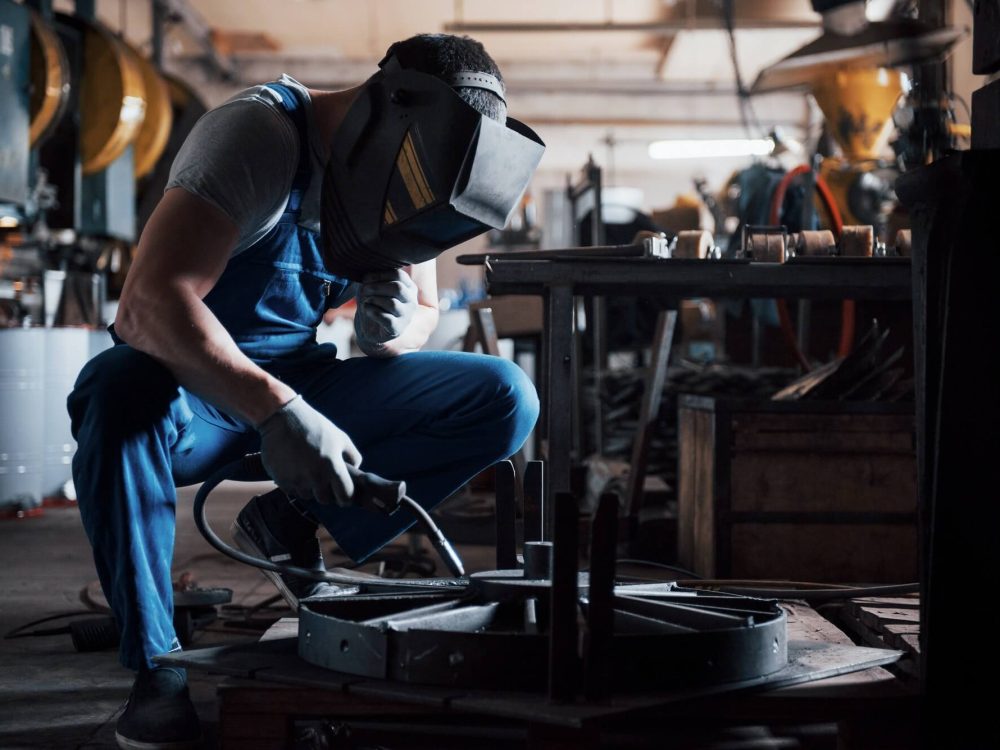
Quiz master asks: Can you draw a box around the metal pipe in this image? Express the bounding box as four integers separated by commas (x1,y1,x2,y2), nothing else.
74,0,95,21
151,0,166,68
25,0,54,19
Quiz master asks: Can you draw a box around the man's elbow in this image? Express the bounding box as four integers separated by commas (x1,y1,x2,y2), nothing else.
113,295,146,348
114,283,165,350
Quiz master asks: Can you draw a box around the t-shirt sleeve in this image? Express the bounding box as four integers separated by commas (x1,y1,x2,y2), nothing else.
165,99,298,247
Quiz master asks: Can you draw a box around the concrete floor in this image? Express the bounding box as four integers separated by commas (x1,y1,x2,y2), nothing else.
0,481,481,750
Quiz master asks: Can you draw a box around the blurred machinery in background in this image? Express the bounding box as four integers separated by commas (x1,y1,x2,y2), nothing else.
0,0,206,513
743,5,965,245
693,3,965,371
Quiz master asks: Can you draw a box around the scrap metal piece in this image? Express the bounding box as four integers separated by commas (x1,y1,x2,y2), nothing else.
584,493,617,700
548,492,580,702
523,460,545,542
494,460,518,570
523,541,553,580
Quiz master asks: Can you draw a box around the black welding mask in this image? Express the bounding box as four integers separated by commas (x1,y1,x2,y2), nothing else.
320,54,545,281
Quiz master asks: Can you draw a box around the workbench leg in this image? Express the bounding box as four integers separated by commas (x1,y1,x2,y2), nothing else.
591,295,606,456
545,284,575,532
625,308,677,529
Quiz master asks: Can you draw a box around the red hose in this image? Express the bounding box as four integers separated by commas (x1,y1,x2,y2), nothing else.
767,165,853,369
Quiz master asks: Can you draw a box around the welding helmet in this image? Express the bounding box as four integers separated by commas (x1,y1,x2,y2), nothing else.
320,53,545,281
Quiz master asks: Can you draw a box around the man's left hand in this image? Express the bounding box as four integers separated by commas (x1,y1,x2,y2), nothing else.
356,269,419,345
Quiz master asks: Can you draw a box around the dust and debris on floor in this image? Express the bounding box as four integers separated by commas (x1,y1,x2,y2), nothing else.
0,480,483,750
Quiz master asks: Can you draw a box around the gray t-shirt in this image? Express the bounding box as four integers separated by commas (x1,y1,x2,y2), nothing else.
165,75,326,255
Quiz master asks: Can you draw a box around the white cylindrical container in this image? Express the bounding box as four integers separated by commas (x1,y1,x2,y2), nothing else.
0,328,46,511
42,327,91,499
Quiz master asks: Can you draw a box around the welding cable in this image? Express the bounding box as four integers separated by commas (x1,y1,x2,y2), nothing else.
675,579,919,604
4,611,98,640
613,559,702,579
768,165,855,369
193,454,465,588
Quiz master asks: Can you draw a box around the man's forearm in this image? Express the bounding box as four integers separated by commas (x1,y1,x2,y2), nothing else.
356,304,438,358
115,284,295,426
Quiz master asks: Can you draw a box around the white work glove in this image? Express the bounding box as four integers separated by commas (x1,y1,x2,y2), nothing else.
355,269,418,348
257,395,361,506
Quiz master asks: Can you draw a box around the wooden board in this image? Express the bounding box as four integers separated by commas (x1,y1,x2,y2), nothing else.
729,524,918,583
677,407,716,577
729,453,916,513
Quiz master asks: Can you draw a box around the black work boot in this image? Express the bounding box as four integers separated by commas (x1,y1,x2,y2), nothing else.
115,667,200,750
232,488,358,609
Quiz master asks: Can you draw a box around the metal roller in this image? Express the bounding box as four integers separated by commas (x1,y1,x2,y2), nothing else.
130,44,173,179
746,230,787,263
673,229,714,259
795,229,837,257
840,224,875,257
68,14,146,174
28,10,71,148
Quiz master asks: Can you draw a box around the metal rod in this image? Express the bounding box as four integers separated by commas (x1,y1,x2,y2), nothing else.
75,0,96,21
625,309,677,528
548,491,580,702
25,0,54,18
796,299,811,360
494,460,518,570
589,160,606,458
545,285,575,514
584,493,617,700
524,460,545,543
151,0,166,68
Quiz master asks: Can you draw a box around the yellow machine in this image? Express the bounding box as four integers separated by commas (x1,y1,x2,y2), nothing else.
811,66,902,226
751,20,966,230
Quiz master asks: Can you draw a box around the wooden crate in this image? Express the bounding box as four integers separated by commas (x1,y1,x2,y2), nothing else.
678,396,918,583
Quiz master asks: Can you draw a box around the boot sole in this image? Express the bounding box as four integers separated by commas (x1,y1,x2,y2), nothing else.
230,521,303,610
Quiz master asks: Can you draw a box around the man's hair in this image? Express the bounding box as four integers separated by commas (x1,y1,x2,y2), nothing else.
382,34,506,123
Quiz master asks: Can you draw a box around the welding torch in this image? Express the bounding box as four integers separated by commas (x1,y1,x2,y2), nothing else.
193,453,465,585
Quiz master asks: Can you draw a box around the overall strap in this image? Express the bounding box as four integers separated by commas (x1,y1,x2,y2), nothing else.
265,82,312,211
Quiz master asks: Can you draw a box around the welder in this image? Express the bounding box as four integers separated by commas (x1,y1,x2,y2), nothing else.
67,33,544,750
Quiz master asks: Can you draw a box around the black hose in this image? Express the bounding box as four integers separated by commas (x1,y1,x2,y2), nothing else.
193,454,466,586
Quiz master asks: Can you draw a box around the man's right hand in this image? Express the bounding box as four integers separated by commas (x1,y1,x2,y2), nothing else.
257,395,362,506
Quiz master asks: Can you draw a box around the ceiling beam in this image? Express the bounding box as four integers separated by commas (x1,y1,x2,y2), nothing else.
654,34,677,78
444,19,821,33
160,0,236,79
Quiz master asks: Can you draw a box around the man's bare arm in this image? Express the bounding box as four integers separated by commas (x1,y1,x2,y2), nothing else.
115,187,296,426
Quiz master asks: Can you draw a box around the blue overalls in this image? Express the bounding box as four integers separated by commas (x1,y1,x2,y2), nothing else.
67,83,538,671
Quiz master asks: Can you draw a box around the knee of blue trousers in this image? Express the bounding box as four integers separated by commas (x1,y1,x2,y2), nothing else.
480,357,539,459
68,345,187,448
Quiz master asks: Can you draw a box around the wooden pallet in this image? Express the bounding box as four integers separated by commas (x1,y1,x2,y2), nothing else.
838,596,920,680
158,602,911,748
